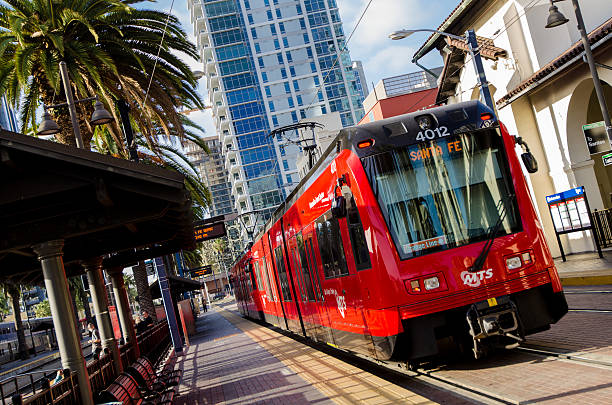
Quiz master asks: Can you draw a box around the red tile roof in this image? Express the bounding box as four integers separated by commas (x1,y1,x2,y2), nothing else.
497,17,612,108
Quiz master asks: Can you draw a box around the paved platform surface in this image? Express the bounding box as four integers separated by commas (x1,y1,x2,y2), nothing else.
174,304,444,405
555,250,612,285
524,284,612,362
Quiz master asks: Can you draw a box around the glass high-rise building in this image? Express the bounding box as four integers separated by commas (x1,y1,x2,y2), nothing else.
0,96,18,132
188,0,366,239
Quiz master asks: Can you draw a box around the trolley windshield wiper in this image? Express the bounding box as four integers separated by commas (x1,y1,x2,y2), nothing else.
469,194,515,273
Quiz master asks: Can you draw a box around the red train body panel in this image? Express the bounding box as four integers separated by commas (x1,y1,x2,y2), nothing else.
230,101,567,361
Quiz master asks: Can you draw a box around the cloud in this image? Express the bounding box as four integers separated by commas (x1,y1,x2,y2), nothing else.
362,45,417,83
338,0,427,52
337,0,455,85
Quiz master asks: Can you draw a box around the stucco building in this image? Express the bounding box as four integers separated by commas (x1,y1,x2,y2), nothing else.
415,0,612,256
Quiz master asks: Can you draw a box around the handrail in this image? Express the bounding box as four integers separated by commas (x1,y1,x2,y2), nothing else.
0,369,60,383
4,319,173,403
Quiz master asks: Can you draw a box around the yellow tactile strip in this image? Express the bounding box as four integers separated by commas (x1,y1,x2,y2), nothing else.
216,306,436,405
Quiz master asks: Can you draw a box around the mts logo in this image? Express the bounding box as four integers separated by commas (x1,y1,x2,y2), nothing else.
460,269,493,287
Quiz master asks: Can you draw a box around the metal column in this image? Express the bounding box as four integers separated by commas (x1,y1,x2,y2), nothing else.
108,267,140,358
32,240,93,405
465,29,496,112
59,61,85,149
571,0,612,141
83,257,122,375
155,258,183,353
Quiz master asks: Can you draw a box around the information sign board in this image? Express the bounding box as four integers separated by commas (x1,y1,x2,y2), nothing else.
545,186,602,261
194,219,226,242
603,151,612,166
545,187,591,232
190,265,212,278
582,121,611,155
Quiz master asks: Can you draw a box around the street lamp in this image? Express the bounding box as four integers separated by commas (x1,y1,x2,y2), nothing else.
544,0,612,141
37,61,114,148
389,28,496,112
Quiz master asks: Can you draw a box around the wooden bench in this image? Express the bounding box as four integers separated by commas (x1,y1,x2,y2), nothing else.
136,357,182,387
97,373,174,405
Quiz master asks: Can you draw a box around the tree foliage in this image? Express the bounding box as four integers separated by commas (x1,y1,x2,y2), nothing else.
34,299,51,318
0,0,203,150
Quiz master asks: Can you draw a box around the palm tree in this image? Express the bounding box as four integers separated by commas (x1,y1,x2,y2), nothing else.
69,277,93,325
5,284,28,360
0,0,203,149
132,261,156,322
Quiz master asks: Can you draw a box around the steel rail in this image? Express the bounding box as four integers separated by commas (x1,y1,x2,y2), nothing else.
517,346,612,368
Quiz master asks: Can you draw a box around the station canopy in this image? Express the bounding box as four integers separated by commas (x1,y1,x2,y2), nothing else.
149,274,203,299
0,130,196,284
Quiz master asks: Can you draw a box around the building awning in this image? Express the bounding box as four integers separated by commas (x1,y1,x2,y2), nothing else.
497,17,612,109
0,130,195,284
444,36,507,61
412,0,489,62
149,274,203,299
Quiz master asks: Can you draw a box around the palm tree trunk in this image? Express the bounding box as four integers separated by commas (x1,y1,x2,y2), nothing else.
33,69,94,149
133,262,157,321
82,289,93,325
69,285,82,334
7,285,28,360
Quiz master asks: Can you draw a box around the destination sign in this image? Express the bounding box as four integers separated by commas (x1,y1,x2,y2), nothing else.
582,121,611,155
190,265,212,278
409,139,464,162
603,152,612,166
194,220,226,242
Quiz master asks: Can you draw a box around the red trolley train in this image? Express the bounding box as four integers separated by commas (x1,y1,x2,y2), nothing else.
231,101,567,361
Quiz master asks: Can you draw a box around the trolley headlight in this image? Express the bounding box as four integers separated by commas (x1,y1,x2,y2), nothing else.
504,250,535,273
404,272,447,294
423,276,440,291
505,256,522,270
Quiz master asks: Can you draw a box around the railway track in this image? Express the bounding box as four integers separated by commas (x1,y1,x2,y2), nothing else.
0,343,92,403
516,345,612,368
248,314,612,405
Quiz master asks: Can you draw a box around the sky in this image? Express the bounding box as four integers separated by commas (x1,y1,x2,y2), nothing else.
150,0,460,137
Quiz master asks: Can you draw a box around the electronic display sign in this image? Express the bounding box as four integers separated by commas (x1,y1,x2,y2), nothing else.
190,265,212,278
194,219,226,242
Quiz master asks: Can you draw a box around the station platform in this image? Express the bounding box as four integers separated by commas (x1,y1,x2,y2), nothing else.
174,302,456,405
555,250,612,285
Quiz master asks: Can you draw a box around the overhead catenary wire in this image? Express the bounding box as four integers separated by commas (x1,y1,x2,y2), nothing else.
142,0,176,110
414,0,541,112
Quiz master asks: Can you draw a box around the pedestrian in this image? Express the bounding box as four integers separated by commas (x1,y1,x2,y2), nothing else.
87,323,102,360
140,310,153,329
52,369,69,385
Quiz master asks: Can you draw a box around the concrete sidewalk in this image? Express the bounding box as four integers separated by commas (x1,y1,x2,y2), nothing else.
555,250,612,285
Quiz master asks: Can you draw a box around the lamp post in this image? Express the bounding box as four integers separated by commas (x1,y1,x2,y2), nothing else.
545,0,612,141
389,28,496,112
37,61,114,148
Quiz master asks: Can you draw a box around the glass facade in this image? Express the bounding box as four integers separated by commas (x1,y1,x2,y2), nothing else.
188,0,366,240
0,96,17,132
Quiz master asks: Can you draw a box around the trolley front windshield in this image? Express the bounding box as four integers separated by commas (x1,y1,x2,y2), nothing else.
362,128,521,260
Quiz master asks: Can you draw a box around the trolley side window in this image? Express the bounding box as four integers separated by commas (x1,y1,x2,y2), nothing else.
290,247,306,301
253,261,263,291
306,237,323,300
248,263,256,291
297,233,316,301
315,212,348,279
346,197,372,270
262,257,275,301
274,246,293,301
